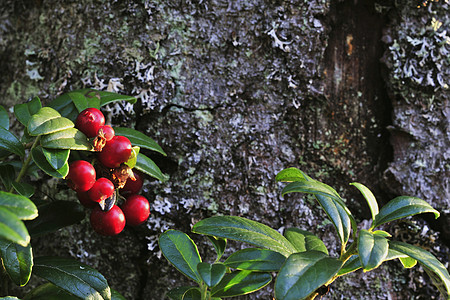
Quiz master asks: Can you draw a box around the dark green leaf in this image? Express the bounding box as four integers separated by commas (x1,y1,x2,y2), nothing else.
274,251,342,300
207,236,227,262
167,286,198,300
350,182,379,220
26,201,84,237
67,92,89,113
27,107,74,136
111,289,126,300
224,248,286,272
159,230,202,283
192,216,297,257
181,288,202,300
275,167,308,182
211,270,272,297
135,153,168,182
373,196,440,228
11,182,35,198
284,228,328,255
23,283,80,300
31,146,69,178
281,180,341,200
41,148,70,170
389,241,450,298
114,127,166,156
358,229,388,272
0,239,33,286
82,90,101,109
0,191,38,220
47,93,78,121
197,262,226,287
0,127,25,157
95,90,137,107
0,207,30,247
0,164,15,190
33,256,111,300
0,104,9,129
14,96,42,126
40,128,93,151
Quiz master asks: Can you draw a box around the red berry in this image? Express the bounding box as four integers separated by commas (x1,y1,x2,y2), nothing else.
98,136,132,168
88,178,115,203
121,170,143,195
75,108,105,138
90,205,125,236
121,194,150,226
98,125,115,141
76,190,97,208
67,160,96,192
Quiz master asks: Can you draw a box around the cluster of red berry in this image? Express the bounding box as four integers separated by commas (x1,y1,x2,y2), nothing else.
66,108,150,236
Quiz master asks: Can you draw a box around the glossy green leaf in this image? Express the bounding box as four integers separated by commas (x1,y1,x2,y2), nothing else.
0,104,9,129
192,216,297,257
40,128,93,151
0,191,38,220
275,167,308,182
41,148,70,170
399,256,417,268
82,90,101,109
95,90,137,107
23,283,80,300
211,270,272,297
197,262,227,287
389,241,450,298
159,230,202,283
0,207,30,247
14,96,42,126
124,146,139,169
0,127,25,157
224,248,286,272
207,236,227,262
281,180,341,200
33,256,111,300
135,153,168,182
284,228,328,255
0,239,33,286
47,93,79,120
0,164,15,190
114,127,166,156
25,201,84,237
182,288,202,300
350,182,379,220
27,107,74,136
0,297,21,300
274,251,342,300
372,196,440,228
67,92,89,113
31,146,69,178
358,229,388,272
372,230,391,238
167,286,198,300
11,182,35,198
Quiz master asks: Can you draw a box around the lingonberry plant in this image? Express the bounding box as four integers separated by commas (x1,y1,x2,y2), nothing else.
0,88,168,300
159,167,450,300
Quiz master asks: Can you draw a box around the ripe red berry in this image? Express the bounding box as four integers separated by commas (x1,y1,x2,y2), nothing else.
67,160,96,192
97,125,115,141
98,135,132,168
76,190,97,208
75,108,105,138
121,194,150,226
90,205,125,236
121,170,143,195
88,178,115,203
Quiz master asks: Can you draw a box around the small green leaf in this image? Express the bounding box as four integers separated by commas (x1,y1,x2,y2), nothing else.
274,251,342,300
399,256,417,268
96,90,137,107
27,107,74,136
114,127,167,156
275,167,308,182
0,207,30,247
224,248,286,272
0,104,9,129
284,228,328,255
11,182,35,198
211,270,272,298
167,286,198,300
33,256,111,300
373,196,440,228
0,127,25,157
207,236,227,262
47,93,78,121
389,241,450,298
23,283,81,300
350,182,379,220
67,92,89,113
159,230,202,283
124,146,139,169
26,201,85,237
111,289,127,300
181,288,202,300
0,238,33,286
40,128,93,151
135,153,168,182
192,216,297,257
0,164,15,190
41,148,70,170
197,262,227,287
358,229,388,272
14,96,42,126
31,146,69,178
0,191,38,220
372,230,392,238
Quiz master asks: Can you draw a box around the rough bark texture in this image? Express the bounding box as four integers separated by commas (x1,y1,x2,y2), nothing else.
0,0,448,299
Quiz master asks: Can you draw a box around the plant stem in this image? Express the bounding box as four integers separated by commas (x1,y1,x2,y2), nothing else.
200,282,209,300
340,241,357,263
8,136,40,194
